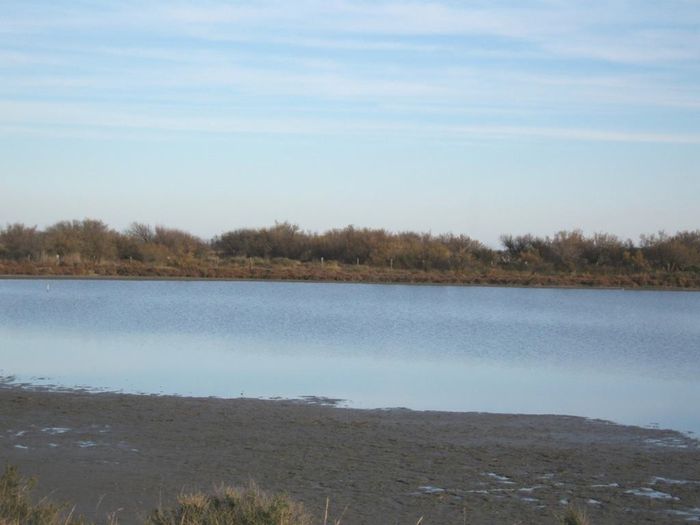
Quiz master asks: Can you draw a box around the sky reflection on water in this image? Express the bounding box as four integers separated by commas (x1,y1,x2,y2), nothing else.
1,279,699,434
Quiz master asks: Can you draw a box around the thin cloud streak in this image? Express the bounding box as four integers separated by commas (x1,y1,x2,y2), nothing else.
2,100,699,145
3,57,698,112
4,1,700,64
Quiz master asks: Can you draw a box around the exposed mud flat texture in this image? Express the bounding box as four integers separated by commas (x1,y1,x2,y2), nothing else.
1,386,699,524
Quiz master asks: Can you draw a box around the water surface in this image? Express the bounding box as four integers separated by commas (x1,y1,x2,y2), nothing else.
1,279,698,433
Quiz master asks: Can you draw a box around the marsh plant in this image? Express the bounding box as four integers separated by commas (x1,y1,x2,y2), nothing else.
559,505,590,525
145,483,312,525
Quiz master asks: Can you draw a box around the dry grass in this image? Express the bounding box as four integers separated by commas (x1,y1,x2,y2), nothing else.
559,505,591,525
145,482,313,525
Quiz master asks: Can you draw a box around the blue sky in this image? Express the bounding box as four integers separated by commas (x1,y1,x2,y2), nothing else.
1,0,699,245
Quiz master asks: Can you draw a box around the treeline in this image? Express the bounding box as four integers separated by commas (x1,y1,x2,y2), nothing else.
214,223,493,270
0,220,207,265
1,220,699,286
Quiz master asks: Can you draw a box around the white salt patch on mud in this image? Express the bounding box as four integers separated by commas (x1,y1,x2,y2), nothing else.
644,437,689,449
42,427,70,435
651,477,699,485
484,472,515,484
626,488,678,500
520,497,538,503
666,507,700,522
591,483,620,488
518,486,543,493
418,486,445,495
77,440,97,448
587,499,602,505
14,444,28,449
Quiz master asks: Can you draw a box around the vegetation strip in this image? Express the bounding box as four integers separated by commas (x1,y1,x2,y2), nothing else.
1,220,699,289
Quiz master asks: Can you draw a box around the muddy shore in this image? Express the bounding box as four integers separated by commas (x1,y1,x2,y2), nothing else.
1,386,699,524
3,263,700,292
4,273,700,293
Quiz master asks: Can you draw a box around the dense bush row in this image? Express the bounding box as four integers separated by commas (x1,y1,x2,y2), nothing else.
1,219,699,276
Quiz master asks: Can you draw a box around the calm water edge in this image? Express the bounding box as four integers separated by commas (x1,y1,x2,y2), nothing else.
1,279,699,434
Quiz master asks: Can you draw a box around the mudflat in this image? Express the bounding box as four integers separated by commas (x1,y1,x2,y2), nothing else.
1,386,699,524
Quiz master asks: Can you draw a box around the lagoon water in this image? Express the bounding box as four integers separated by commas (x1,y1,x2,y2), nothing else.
1,279,699,434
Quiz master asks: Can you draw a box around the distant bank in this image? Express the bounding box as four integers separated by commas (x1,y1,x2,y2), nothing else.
1,260,699,290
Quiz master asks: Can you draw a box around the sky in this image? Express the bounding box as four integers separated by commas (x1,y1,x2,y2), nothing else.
1,0,699,246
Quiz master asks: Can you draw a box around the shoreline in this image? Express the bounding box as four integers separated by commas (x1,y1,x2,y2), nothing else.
2,273,699,293
4,378,698,438
2,385,699,524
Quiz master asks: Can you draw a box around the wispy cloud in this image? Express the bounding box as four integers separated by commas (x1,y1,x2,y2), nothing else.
1,0,699,144
3,99,699,146
5,1,700,62
154,1,700,64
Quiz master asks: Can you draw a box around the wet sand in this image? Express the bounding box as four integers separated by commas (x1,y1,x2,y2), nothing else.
1,386,699,524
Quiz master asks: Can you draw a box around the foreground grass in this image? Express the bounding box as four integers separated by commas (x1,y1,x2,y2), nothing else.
0,466,311,525
0,465,591,524
0,465,86,525
145,484,312,525
559,506,590,525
